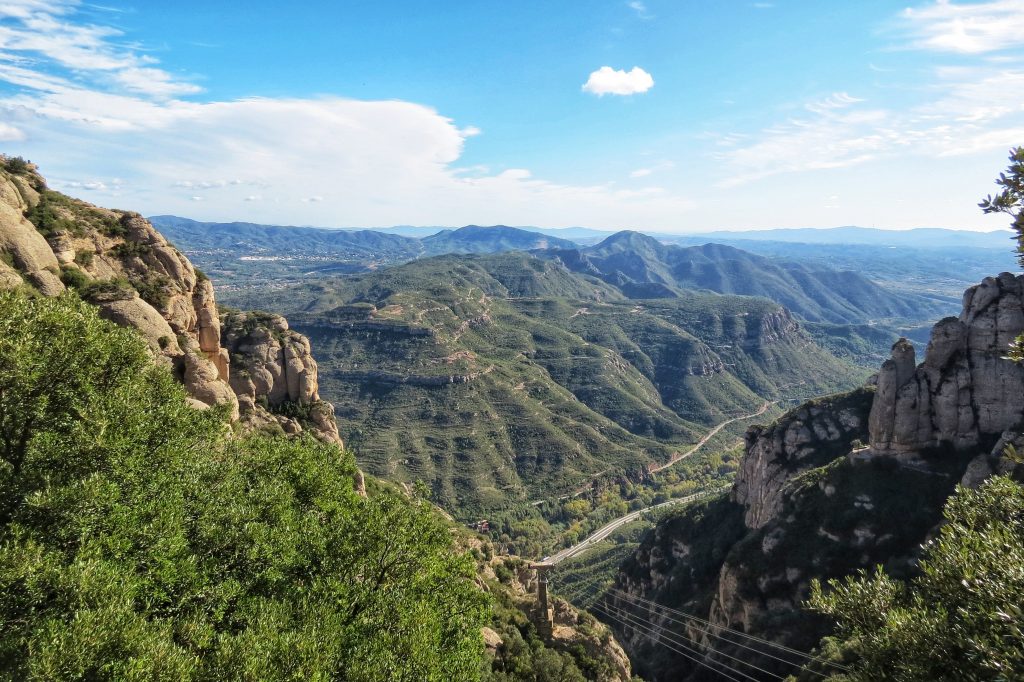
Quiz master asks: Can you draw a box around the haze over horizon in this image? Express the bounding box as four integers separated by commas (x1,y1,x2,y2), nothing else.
2,0,1023,232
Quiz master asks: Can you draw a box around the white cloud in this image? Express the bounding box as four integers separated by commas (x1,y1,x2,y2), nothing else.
460,125,482,137
582,66,654,96
715,64,1024,187
0,0,199,98
900,0,1024,54
805,92,864,114
0,122,24,140
630,161,675,178
628,1,653,19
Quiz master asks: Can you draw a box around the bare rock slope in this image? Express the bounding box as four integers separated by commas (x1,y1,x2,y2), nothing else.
0,157,340,445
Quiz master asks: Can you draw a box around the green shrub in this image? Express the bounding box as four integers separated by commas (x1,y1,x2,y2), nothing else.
0,290,491,680
110,240,153,259
24,191,80,237
73,249,93,268
808,476,1024,680
100,214,128,237
77,276,134,300
58,265,90,290
2,156,30,175
130,273,171,309
271,398,313,421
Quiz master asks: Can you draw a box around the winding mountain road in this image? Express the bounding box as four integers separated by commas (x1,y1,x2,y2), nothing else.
649,400,772,473
538,401,773,567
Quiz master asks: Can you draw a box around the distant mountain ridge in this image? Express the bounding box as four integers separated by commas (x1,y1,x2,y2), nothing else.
150,216,573,257
683,225,1014,249
542,230,950,325
153,216,957,326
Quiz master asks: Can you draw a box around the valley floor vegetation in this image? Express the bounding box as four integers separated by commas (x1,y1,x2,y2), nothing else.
0,291,489,680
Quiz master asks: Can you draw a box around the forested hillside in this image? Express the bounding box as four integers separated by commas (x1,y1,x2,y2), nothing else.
221,252,866,551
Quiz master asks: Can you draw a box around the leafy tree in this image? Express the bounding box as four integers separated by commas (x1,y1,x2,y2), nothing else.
979,147,1024,360
0,291,489,680
806,476,1024,680
979,146,1024,267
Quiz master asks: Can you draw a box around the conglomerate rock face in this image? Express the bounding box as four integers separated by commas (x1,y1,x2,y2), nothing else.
220,310,342,445
869,272,1024,456
0,159,341,444
733,387,873,529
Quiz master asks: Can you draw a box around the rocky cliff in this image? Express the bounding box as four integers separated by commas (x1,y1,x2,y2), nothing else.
610,271,1024,681
732,388,873,529
0,156,340,445
869,272,1024,457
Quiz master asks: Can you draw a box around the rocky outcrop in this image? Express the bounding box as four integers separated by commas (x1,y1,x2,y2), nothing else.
0,169,63,296
745,307,801,349
221,310,342,445
869,273,1024,457
733,388,873,529
0,158,341,449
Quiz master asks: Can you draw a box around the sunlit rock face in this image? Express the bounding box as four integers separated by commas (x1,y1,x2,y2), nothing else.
869,273,1024,457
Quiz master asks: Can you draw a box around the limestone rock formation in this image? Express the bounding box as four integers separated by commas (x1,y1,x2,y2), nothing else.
0,168,63,296
733,388,873,529
219,310,342,445
869,273,1024,456
0,158,342,449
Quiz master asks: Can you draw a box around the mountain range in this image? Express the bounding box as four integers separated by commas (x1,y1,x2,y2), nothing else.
543,230,951,325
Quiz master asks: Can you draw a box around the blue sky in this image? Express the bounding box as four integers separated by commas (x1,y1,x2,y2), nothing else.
1,0,1023,231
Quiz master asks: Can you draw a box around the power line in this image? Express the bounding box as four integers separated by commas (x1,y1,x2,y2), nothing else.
609,590,827,674
590,601,751,682
607,588,852,673
597,599,787,681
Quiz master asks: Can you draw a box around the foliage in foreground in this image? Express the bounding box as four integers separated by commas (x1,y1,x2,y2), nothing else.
0,291,488,681
807,476,1024,681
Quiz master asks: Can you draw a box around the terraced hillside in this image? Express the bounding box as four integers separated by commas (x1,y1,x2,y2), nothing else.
222,253,866,524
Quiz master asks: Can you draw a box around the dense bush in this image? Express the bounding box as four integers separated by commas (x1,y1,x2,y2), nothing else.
2,157,29,175
23,191,81,237
0,291,489,680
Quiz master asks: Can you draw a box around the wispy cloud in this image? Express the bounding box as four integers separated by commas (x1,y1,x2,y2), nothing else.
714,1,1024,187
628,1,653,19
716,65,1024,187
899,0,1024,54
805,92,864,114
582,66,654,96
0,0,199,97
